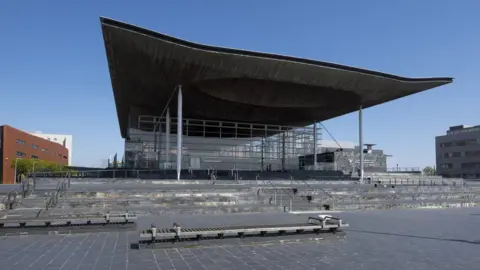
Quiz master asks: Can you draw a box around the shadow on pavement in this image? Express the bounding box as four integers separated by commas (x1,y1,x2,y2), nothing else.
345,229,480,245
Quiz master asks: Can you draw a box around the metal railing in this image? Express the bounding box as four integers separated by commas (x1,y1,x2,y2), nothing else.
370,178,463,187
252,174,298,211
290,176,335,207
28,169,353,181
387,167,421,173
34,175,71,217
2,179,34,210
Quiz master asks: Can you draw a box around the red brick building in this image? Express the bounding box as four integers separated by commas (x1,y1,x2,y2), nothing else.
0,125,69,184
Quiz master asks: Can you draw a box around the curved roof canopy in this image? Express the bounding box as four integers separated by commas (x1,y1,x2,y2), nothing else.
100,17,452,138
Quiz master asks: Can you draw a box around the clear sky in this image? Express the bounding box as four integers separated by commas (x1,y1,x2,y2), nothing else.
1,0,479,168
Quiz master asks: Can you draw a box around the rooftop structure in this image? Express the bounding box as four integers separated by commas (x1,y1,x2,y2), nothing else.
100,17,452,180
30,132,73,166
302,141,388,173
319,140,356,150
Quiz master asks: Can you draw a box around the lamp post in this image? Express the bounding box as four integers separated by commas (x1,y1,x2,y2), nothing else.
14,158,22,184
31,160,38,190
4,157,10,183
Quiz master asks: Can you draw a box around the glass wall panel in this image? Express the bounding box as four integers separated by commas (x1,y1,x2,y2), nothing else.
124,115,322,171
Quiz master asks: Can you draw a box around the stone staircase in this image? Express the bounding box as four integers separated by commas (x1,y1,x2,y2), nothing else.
2,178,480,219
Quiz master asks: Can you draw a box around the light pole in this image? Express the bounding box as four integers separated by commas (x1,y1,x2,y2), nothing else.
14,158,22,184
32,160,38,190
4,157,9,183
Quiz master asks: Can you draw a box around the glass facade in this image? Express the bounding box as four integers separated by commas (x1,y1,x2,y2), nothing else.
124,115,321,171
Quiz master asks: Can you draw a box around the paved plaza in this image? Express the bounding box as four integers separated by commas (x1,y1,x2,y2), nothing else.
0,208,479,269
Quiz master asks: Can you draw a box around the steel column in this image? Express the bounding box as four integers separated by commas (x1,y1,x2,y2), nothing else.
359,105,364,182
165,107,170,168
313,122,317,170
176,86,183,181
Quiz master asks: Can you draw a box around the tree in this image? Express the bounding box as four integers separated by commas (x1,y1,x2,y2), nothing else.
10,158,34,176
11,159,67,176
423,166,435,176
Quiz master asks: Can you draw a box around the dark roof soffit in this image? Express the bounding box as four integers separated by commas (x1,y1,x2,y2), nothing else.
100,17,453,84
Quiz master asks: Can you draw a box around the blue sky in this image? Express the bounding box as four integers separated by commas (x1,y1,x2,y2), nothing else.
1,0,479,168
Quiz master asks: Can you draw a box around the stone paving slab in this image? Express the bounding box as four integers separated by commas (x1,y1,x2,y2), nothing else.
1,208,480,269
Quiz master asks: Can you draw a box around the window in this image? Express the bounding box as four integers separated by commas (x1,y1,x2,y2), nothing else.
441,139,480,147
16,151,26,157
31,155,39,159
452,139,480,147
461,162,480,169
31,144,38,149
16,139,26,145
465,139,480,145
440,142,453,148
440,163,453,169
452,152,462,158
465,150,480,157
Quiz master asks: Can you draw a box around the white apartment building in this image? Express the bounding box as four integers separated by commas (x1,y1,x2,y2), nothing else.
30,132,73,165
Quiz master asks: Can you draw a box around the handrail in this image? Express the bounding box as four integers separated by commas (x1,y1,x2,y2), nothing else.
289,176,335,209
290,176,334,199
261,178,295,200
36,177,68,216
1,191,13,203
2,179,33,208
2,190,18,205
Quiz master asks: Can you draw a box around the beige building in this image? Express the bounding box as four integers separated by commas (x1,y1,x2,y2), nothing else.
30,132,73,166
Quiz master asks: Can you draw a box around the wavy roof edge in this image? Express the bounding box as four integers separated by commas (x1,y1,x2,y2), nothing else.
100,17,453,84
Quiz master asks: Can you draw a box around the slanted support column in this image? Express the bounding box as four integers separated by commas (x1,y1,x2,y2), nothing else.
176,86,183,181
313,122,317,170
165,108,170,168
359,105,364,182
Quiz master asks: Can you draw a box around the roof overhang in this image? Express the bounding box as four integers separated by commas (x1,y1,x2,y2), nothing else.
100,17,453,138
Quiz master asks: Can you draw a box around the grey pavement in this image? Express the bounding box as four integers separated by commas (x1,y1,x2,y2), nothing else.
1,208,480,269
